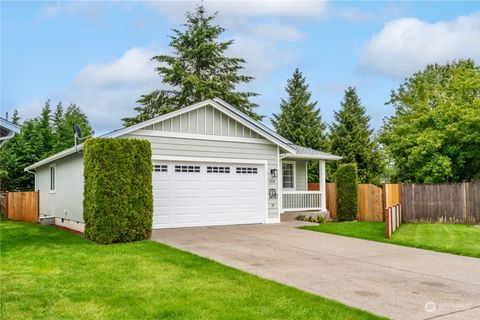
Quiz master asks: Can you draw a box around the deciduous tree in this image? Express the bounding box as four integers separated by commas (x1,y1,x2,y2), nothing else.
379,59,480,183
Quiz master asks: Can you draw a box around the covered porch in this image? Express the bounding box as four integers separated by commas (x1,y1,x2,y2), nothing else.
279,144,341,217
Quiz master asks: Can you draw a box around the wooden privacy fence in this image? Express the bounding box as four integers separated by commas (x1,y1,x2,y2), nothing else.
401,181,480,224
385,204,402,239
357,184,383,222
308,183,386,221
1,191,39,222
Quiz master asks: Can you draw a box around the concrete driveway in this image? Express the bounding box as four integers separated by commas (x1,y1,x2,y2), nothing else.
152,221,480,320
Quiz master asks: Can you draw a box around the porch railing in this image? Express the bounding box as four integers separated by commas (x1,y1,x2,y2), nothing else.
282,191,321,212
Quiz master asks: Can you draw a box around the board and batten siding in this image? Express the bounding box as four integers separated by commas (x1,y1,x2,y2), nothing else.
143,105,265,140
125,132,280,220
36,152,84,223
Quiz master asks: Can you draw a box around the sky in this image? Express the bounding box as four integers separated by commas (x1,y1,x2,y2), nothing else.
1,1,479,135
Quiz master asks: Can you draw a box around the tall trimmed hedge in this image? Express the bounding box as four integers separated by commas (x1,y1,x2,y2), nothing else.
336,163,358,221
83,138,153,244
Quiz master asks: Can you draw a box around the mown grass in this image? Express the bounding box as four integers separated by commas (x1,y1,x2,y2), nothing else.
0,219,383,320
301,221,480,258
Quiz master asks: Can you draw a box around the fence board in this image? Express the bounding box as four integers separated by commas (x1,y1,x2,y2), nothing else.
401,182,480,224
384,184,401,208
4,191,39,222
357,184,383,222
326,183,336,218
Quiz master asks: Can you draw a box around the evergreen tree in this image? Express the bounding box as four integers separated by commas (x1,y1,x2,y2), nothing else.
38,101,54,159
123,5,260,126
53,102,64,130
53,104,93,153
329,87,384,184
271,68,328,182
0,101,93,191
11,110,20,125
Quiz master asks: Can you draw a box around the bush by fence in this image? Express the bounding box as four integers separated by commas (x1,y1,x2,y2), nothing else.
335,163,358,221
83,138,153,244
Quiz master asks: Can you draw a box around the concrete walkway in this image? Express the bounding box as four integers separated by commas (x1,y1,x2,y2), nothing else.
152,221,480,320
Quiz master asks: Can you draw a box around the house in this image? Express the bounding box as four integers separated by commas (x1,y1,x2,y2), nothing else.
25,98,341,232
0,117,21,147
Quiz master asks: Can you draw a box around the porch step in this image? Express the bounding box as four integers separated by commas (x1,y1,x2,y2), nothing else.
281,211,324,221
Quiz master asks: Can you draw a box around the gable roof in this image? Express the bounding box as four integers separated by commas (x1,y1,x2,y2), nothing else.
101,99,296,153
1,117,21,134
25,98,340,170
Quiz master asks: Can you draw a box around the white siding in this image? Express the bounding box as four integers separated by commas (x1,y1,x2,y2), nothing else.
126,133,279,220
36,152,84,222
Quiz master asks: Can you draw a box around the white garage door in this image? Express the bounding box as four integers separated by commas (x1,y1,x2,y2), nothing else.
152,161,266,228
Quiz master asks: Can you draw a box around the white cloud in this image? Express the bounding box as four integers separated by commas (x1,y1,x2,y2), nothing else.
228,35,298,80
73,48,158,87
359,13,480,78
333,3,403,23
13,48,163,134
63,47,164,132
12,40,295,133
149,0,327,20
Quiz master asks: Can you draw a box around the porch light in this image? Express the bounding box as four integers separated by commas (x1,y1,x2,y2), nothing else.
270,169,278,178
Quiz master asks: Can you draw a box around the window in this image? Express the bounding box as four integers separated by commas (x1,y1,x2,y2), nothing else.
207,166,230,173
50,164,56,193
153,164,168,172
282,162,295,189
236,167,258,174
175,165,200,173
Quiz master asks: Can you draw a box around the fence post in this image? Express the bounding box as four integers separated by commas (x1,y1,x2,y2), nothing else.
462,181,468,223
385,208,389,239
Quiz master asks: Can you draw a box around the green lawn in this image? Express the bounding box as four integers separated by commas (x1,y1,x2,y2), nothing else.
301,221,480,258
0,219,382,320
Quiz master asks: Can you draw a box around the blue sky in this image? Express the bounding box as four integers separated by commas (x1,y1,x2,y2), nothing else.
2,1,479,134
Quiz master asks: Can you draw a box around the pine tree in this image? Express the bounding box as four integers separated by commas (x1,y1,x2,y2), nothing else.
53,102,64,130
272,68,328,150
0,102,94,191
11,110,20,125
38,100,54,158
329,87,384,184
123,5,260,126
271,68,328,182
53,104,93,153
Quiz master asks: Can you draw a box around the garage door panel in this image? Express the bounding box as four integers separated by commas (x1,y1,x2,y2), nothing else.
174,214,203,224
152,161,266,229
153,215,170,225
152,180,169,190
153,197,170,207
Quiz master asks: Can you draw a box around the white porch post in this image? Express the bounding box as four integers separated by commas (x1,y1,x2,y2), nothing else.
319,160,326,211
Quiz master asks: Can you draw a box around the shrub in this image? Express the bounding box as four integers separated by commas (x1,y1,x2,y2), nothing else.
83,138,153,244
336,163,358,221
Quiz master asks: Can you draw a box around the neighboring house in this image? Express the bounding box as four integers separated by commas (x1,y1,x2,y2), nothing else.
0,117,21,147
25,98,341,232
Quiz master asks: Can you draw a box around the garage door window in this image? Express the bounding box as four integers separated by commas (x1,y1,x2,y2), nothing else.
207,166,230,173
153,165,168,172
175,165,200,173
236,167,258,174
